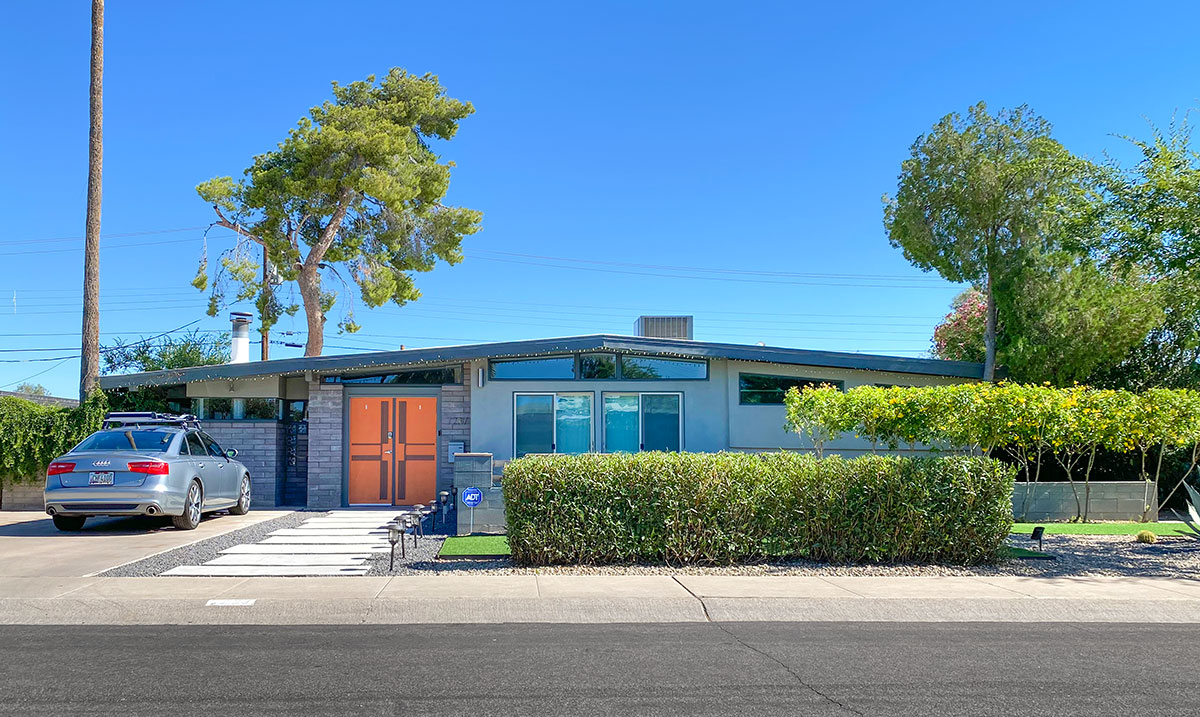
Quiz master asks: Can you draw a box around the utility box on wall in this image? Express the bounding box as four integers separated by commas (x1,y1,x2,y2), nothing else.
454,452,506,535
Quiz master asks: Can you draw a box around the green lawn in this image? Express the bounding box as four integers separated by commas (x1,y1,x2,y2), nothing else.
1011,521,1193,536
439,535,511,558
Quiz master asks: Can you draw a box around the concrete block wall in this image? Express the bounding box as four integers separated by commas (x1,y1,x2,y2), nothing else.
439,363,471,496
307,380,344,509
1,483,43,511
1013,481,1156,522
455,453,505,534
203,421,282,508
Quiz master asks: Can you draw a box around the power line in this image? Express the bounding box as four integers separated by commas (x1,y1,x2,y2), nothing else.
0,320,200,363
0,226,208,247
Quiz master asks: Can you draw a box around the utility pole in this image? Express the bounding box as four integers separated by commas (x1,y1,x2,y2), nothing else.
261,244,270,360
79,0,103,401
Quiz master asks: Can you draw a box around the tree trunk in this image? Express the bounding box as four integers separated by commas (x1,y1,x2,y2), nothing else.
79,0,103,401
260,244,270,361
982,273,997,382
297,262,324,356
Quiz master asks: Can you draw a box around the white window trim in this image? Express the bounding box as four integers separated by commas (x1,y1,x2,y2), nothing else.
512,391,596,457
601,391,684,453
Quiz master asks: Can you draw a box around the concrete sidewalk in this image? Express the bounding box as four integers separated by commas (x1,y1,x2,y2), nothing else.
2,574,1199,624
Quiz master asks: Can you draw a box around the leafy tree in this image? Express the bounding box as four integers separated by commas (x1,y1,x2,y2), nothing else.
884,102,1096,381
997,257,1163,386
928,257,1164,387
101,330,229,374
195,68,483,356
13,383,48,397
1086,118,1200,389
931,289,987,363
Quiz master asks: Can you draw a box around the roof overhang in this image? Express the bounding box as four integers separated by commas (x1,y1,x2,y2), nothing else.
97,334,985,390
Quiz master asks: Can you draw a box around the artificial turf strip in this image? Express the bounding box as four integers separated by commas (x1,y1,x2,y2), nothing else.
1001,545,1055,560
1010,521,1194,536
438,535,511,558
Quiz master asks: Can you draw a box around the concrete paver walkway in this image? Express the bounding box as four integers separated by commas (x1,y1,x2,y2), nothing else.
162,511,396,577
3,574,1200,625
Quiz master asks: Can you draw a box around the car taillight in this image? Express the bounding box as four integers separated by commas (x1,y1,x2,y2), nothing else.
47,462,75,476
127,461,169,475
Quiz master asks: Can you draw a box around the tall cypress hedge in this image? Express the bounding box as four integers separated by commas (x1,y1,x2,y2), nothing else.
0,393,107,486
503,452,1014,566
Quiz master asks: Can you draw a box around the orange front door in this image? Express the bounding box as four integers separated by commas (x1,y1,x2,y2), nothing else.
347,396,438,505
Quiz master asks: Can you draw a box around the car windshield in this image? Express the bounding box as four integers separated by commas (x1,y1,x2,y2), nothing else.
73,430,174,453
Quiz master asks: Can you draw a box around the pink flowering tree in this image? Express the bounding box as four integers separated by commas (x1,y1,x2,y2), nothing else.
932,289,987,363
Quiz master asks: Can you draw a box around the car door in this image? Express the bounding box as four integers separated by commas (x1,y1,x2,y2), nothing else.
184,431,215,505
200,432,237,504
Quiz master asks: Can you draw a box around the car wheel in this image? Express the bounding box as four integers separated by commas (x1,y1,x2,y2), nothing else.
52,515,86,531
172,480,203,531
229,475,251,515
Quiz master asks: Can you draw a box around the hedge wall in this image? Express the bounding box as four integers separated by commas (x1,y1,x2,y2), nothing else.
0,393,106,485
503,452,1015,566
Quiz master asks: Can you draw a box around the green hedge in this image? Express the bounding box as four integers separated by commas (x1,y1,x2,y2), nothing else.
0,393,107,485
503,452,1015,566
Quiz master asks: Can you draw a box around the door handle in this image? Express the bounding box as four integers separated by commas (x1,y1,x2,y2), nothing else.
384,450,393,454
198,463,206,468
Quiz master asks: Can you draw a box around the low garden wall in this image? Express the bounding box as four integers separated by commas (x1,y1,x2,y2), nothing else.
504,452,1015,566
1013,481,1155,522
0,483,43,511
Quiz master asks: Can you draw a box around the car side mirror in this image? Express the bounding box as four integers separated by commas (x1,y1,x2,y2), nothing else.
225,448,239,458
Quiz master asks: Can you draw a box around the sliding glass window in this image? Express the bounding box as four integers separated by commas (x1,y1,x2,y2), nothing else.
602,392,682,453
513,392,595,457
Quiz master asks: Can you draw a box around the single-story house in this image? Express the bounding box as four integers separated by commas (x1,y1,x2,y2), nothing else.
98,315,984,509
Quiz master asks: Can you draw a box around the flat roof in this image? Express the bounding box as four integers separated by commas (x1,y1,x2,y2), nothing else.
97,334,985,389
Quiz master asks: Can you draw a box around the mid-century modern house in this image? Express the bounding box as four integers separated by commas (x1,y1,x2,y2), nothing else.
97,315,985,510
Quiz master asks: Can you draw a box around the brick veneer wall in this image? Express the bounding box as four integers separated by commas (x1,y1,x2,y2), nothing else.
307,380,344,509
203,420,282,508
439,364,472,496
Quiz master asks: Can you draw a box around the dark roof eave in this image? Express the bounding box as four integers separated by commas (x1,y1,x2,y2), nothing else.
97,334,984,390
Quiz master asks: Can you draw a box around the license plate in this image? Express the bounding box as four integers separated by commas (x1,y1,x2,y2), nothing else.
88,472,115,485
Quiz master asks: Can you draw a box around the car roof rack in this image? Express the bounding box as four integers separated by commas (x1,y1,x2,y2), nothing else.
102,412,201,430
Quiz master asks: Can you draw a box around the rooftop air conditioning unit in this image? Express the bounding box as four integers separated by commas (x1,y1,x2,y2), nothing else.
634,316,693,340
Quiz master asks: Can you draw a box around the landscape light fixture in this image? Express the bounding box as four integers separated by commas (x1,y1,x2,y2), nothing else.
387,521,404,571
439,491,450,522
1031,526,1045,552
414,504,426,536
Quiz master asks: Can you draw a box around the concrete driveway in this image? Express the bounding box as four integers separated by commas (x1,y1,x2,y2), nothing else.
0,510,289,578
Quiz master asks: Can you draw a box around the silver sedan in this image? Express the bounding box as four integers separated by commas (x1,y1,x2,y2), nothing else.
43,420,251,531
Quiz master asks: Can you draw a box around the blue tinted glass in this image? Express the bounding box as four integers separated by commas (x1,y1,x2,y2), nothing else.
490,357,576,380
603,394,639,452
555,394,593,454
514,395,554,457
641,394,681,451
620,356,706,380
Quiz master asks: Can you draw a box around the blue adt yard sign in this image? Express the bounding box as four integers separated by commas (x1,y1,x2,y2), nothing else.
462,487,483,507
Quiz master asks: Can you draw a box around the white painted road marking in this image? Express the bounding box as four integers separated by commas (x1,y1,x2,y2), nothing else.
205,599,256,607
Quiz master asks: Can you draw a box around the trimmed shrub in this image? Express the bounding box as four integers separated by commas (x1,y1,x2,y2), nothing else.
0,393,107,486
503,452,1015,566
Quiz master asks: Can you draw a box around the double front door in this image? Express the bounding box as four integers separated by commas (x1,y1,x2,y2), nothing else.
347,396,438,505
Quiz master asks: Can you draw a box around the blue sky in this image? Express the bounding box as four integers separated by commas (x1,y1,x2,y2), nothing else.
1,1,1198,397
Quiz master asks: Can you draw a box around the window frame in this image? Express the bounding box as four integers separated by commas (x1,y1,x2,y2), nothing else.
737,373,845,406
601,391,684,453
490,356,578,381
489,353,709,381
511,391,597,458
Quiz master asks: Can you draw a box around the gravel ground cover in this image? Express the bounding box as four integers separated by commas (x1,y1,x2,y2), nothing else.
371,533,1200,578
100,510,310,577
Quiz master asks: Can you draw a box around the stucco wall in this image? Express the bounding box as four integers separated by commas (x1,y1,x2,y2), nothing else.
468,357,974,460
468,357,730,461
726,360,972,452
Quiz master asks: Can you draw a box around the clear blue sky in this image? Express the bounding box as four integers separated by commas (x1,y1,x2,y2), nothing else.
1,1,1198,398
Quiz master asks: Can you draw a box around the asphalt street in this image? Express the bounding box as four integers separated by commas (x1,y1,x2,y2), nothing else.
0,621,1190,716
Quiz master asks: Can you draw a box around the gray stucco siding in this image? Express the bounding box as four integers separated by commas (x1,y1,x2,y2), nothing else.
725,360,973,452
467,358,730,461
